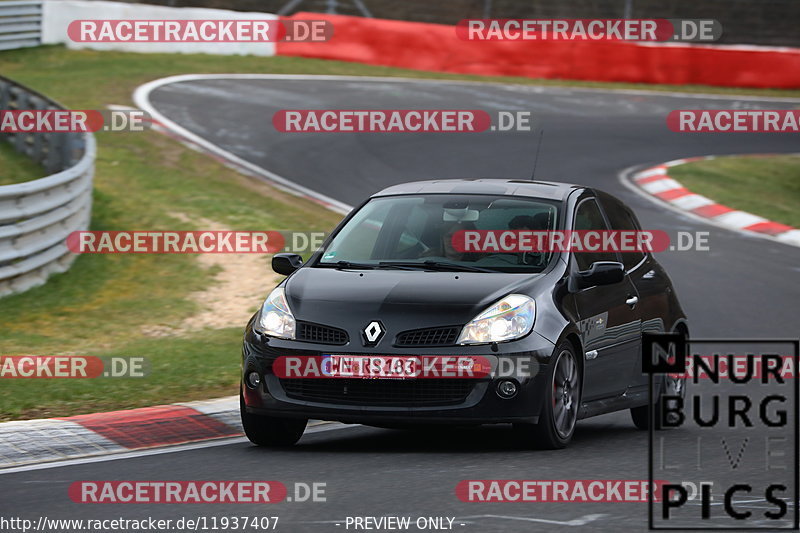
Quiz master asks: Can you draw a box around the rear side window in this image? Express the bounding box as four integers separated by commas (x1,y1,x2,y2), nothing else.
573,199,618,271
600,197,646,270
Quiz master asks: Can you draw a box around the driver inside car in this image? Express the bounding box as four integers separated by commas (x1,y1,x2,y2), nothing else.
420,221,477,261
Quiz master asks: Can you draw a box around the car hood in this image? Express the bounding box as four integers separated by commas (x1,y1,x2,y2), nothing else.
284,267,541,331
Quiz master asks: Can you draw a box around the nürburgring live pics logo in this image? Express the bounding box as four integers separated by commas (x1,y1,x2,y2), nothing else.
644,332,799,530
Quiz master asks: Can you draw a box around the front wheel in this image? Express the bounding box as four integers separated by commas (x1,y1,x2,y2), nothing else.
514,341,581,449
240,390,307,447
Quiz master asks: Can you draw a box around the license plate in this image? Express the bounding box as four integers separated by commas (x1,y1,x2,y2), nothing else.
324,355,417,379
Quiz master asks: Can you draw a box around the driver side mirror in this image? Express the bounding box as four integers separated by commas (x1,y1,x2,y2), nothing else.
570,261,625,291
272,253,303,276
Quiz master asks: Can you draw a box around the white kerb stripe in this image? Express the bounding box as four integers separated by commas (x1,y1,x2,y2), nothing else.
177,396,238,415
776,230,800,246
635,167,667,180
640,178,683,194
0,419,124,468
713,211,768,228
176,396,241,431
669,194,714,210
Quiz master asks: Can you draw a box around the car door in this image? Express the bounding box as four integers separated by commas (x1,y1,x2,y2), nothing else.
598,192,670,391
571,197,643,401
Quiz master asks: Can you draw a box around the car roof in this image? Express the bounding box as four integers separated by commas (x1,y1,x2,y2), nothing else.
371,179,584,201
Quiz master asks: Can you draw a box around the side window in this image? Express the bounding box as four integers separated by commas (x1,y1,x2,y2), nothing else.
324,202,392,261
573,199,618,271
601,198,646,271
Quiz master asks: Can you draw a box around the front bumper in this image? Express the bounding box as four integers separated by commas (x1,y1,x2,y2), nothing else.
241,322,556,425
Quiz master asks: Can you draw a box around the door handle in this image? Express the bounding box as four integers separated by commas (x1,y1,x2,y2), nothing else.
625,296,639,307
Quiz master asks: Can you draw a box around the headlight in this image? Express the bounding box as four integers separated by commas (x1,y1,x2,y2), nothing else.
257,287,296,339
457,294,535,345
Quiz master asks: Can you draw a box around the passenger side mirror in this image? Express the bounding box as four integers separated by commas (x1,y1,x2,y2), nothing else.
571,261,625,291
272,253,303,276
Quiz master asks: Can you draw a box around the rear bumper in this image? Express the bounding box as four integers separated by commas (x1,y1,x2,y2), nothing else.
241,322,555,425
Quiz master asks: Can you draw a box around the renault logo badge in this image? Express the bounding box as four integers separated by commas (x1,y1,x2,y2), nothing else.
362,320,385,346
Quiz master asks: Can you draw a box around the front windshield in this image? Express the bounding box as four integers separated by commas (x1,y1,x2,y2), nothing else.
317,194,559,273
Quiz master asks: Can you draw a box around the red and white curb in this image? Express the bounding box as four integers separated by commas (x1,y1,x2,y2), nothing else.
0,396,242,469
630,156,800,248
0,397,337,469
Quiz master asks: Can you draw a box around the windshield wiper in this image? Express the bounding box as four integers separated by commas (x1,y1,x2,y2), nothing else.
379,261,497,273
318,260,496,273
318,261,377,270
318,261,419,271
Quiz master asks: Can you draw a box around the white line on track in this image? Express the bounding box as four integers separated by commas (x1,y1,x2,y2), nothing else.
133,75,355,215
0,422,355,475
684,497,795,508
456,513,609,526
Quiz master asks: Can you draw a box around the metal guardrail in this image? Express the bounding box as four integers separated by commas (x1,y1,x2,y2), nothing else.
0,76,95,297
0,0,43,51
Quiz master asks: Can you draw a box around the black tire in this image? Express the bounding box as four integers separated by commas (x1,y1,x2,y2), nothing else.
630,403,650,430
240,390,307,447
514,341,580,449
631,373,686,430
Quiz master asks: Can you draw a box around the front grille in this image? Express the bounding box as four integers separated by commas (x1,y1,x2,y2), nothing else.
295,322,349,345
280,378,476,407
395,326,460,346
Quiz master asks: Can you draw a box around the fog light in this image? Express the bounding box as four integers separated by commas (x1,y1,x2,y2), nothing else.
496,379,518,399
247,371,261,388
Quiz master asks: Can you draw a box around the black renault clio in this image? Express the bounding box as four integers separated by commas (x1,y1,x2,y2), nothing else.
240,179,687,449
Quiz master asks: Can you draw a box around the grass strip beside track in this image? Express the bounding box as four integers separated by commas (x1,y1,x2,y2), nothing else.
669,155,800,229
0,48,350,420
0,141,44,186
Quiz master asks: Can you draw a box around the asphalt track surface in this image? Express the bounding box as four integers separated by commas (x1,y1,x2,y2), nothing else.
3,77,800,532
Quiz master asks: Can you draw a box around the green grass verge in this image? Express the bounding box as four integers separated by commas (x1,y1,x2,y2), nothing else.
5,330,245,420
0,45,797,420
0,141,45,186
0,47,346,420
669,155,800,229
